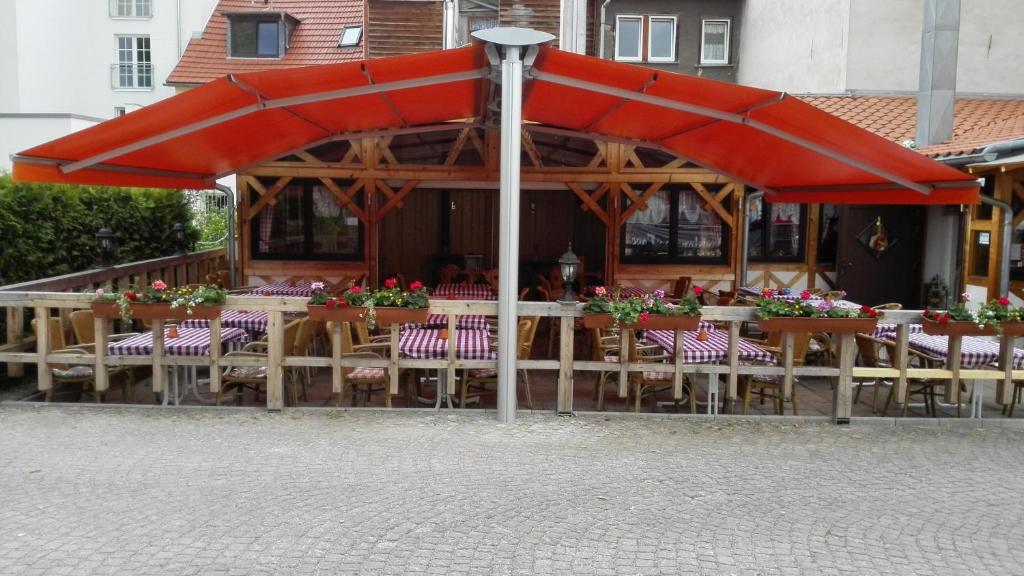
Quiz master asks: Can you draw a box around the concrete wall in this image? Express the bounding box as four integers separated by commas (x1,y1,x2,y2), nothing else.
0,115,101,173
604,0,744,83
845,0,921,94
736,0,849,93
0,0,20,111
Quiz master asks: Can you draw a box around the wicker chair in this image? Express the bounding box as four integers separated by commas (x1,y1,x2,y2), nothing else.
627,331,697,413
854,333,891,413
738,332,811,415
461,317,539,409
590,326,620,410
879,340,952,417
217,318,301,405
32,316,133,402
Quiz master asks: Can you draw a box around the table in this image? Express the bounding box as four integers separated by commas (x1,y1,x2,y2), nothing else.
405,314,490,331
399,327,496,409
907,333,1024,370
431,284,496,300
109,327,250,405
245,280,316,297
641,328,776,415
180,310,268,333
873,323,923,340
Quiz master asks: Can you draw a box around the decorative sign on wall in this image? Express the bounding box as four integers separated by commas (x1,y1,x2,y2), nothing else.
857,216,897,259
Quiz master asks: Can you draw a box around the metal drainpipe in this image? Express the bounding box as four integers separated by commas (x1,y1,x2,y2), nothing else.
598,0,613,59
738,190,764,288
979,193,1012,296
215,183,237,288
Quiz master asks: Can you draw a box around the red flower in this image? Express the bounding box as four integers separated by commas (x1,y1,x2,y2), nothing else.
410,281,423,290
349,286,362,294
384,278,397,289
801,290,811,300
939,313,950,325
868,309,877,318
860,305,871,313
761,288,774,298
337,299,349,308
639,311,651,323
999,297,1010,306
325,299,337,308
124,291,137,301
924,308,931,317
693,286,704,295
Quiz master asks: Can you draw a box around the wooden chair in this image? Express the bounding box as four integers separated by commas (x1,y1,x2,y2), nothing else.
627,330,697,413
438,264,461,284
738,332,811,415
879,340,951,417
218,318,301,405
1005,381,1024,417
69,309,138,345
672,276,692,299
590,326,621,411
872,303,903,311
326,321,409,407
31,316,133,402
854,333,891,413
482,269,500,292
289,317,324,404
461,316,539,409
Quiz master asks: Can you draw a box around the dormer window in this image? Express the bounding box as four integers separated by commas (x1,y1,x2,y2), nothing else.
339,26,362,48
226,12,298,59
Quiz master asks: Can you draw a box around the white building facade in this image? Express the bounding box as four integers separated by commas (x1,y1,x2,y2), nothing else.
0,0,218,172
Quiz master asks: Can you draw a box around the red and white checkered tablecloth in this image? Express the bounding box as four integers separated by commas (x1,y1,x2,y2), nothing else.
405,314,490,331
430,284,497,300
643,329,777,365
179,310,269,333
245,280,315,297
908,333,1024,369
872,323,923,339
108,327,249,357
399,328,496,360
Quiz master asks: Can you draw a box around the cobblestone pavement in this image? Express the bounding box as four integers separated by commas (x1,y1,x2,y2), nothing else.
1,406,1023,575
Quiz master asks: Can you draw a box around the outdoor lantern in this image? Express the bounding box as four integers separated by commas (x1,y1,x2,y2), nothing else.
95,227,116,267
172,222,187,255
558,242,579,303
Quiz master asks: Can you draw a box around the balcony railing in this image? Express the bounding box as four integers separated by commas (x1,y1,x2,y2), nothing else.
111,63,154,90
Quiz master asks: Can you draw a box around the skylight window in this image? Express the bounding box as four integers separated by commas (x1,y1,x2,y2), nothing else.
339,26,362,47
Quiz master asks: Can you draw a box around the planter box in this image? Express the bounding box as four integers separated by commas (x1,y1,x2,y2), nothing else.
91,301,221,321
307,305,429,325
920,317,1024,337
581,314,701,330
757,317,878,334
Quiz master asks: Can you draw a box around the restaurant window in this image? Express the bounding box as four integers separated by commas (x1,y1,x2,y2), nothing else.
615,16,643,62
229,16,283,58
747,198,806,262
111,0,151,18
700,19,730,65
251,182,363,260
621,186,729,263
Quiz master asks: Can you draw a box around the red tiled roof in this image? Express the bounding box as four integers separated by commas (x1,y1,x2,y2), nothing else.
798,95,1024,158
166,0,365,86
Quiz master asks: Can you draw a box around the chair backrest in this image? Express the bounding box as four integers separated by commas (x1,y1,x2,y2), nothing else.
282,318,302,357
438,264,460,284
69,309,95,345
31,316,69,369
518,316,540,360
518,286,530,300
352,321,372,346
872,302,903,310
547,266,564,292
292,317,322,356
536,285,553,302
673,276,692,299
717,290,736,306
535,274,552,292
325,321,355,354
590,327,619,360
854,333,882,367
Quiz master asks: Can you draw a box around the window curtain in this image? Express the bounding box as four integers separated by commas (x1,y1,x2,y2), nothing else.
703,21,728,61
258,205,274,252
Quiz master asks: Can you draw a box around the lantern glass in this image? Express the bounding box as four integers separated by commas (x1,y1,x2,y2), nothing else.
557,243,579,303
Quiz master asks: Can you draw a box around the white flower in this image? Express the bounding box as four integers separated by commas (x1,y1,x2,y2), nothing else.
962,292,971,302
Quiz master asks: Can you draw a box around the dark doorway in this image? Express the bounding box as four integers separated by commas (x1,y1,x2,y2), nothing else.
836,205,925,307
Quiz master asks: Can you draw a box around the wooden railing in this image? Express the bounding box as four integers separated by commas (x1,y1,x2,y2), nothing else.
0,249,227,378
0,293,1019,421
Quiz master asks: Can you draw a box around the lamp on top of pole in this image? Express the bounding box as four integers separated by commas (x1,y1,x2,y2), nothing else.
95,226,116,267
557,242,579,303
172,222,187,255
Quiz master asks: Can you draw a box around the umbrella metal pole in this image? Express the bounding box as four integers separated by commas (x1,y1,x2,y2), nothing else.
496,44,523,424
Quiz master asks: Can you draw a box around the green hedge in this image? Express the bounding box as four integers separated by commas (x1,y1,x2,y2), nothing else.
0,175,199,285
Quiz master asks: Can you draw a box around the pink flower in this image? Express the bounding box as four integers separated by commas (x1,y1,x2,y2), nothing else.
962,292,971,302
639,311,650,323
152,280,167,291
95,288,104,297
594,286,607,296
655,289,665,298
410,281,423,290
310,281,325,291
999,296,1010,306
384,278,397,289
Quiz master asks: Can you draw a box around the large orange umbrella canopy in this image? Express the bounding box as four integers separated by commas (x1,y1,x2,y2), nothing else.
13,44,978,204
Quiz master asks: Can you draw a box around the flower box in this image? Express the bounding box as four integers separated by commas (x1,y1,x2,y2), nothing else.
757,317,878,334
307,305,429,325
91,301,221,321
582,314,701,330
920,317,1024,337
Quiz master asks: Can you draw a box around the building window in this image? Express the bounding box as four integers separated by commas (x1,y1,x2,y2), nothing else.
648,17,676,63
622,186,730,263
251,181,363,261
114,35,152,90
229,17,282,58
339,25,363,47
111,0,151,18
114,106,126,117
615,16,643,62
700,19,730,65
747,198,806,262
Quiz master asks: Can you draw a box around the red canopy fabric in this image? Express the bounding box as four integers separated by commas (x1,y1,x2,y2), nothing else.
13,44,978,205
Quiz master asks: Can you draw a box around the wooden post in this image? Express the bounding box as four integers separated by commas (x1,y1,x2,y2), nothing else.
894,324,909,408
208,316,222,394
446,315,457,397
266,311,284,410
152,319,165,399
727,321,739,411
672,328,685,400
34,307,52,397
618,329,630,398
557,315,574,414
833,332,855,424
331,321,343,395
782,331,794,401
93,315,109,395
947,334,962,416
393,321,404,396
6,307,24,377
997,334,1014,406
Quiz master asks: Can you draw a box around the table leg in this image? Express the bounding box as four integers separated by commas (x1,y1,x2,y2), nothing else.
434,369,454,410
970,380,983,419
705,372,719,416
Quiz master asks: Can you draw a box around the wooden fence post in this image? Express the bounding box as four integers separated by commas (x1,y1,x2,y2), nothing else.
6,307,24,377
557,315,574,414
34,306,51,397
833,332,855,424
266,311,284,410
